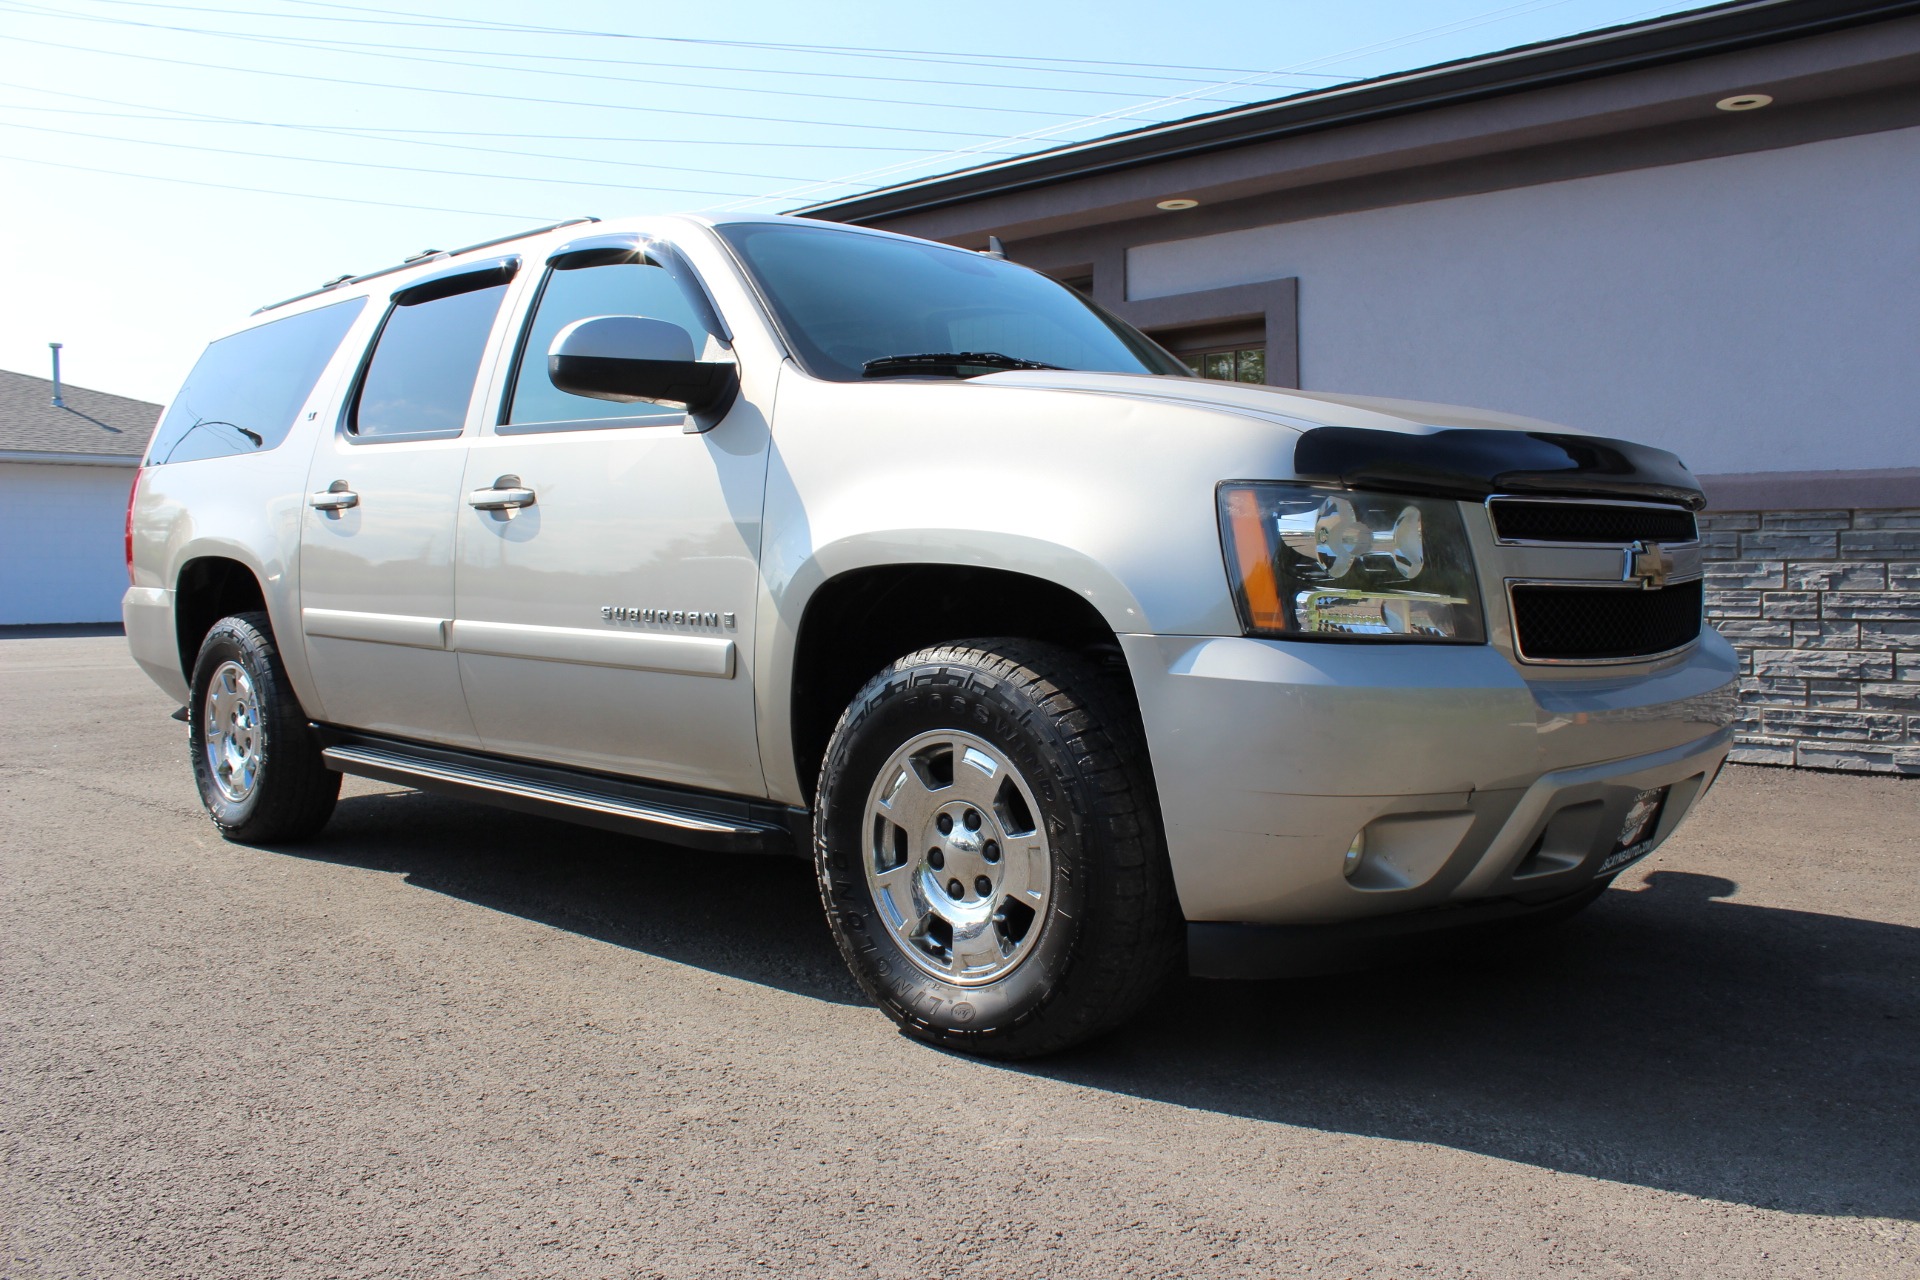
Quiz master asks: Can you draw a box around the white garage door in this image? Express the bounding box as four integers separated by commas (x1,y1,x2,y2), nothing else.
0,462,136,625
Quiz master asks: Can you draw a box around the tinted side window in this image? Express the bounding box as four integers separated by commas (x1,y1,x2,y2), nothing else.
352,282,510,440
505,262,704,428
148,297,366,465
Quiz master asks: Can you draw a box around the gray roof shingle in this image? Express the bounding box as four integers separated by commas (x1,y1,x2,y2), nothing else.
0,368,161,460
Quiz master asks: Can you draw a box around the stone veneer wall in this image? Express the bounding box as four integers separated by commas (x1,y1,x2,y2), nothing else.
1701,508,1920,774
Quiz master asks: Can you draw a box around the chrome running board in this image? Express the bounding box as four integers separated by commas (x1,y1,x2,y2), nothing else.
317,731,805,856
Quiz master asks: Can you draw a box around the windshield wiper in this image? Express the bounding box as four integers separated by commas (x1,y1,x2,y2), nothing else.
861,351,1061,380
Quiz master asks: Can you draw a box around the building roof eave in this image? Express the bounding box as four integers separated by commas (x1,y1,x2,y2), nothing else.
793,0,1920,226
0,450,143,467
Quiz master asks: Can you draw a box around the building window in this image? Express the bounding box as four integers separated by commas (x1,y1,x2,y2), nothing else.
1184,346,1266,383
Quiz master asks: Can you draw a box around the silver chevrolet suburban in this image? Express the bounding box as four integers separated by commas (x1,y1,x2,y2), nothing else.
125,213,1737,1057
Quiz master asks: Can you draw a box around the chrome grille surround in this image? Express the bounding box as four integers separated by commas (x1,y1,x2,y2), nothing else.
1488,494,1701,547
1483,495,1706,666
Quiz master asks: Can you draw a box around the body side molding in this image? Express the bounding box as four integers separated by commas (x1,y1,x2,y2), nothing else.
302,607,449,649
449,619,736,677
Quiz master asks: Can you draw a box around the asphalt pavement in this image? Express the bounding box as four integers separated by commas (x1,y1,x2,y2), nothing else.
3,634,1915,1278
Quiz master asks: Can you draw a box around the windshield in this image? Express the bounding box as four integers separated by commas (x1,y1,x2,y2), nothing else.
714,221,1188,382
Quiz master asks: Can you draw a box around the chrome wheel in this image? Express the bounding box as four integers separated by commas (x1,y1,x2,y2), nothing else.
203,659,262,804
863,729,1052,986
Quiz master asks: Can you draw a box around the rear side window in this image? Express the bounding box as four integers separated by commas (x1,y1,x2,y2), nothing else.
148,296,366,465
352,282,511,441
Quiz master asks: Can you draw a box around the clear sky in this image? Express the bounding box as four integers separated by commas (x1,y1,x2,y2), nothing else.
0,0,1704,403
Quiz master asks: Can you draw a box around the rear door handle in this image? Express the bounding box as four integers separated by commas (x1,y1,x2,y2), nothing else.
309,482,358,511
467,474,536,511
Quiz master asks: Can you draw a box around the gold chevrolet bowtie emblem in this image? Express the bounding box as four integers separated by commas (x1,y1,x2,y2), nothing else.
1625,540,1676,589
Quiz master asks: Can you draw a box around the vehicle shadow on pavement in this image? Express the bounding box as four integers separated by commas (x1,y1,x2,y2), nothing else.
1037,869,1920,1222
296,793,1915,1221
300,787,867,1007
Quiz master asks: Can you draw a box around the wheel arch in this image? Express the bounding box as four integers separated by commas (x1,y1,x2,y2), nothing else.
771,546,1145,807
173,553,272,682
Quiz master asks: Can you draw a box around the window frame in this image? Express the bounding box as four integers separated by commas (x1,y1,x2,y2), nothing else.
1180,344,1269,384
343,257,522,446
710,220,1188,385
493,233,734,437
148,293,370,466
1106,277,1298,389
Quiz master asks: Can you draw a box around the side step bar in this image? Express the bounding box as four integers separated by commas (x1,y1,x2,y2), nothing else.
316,729,807,856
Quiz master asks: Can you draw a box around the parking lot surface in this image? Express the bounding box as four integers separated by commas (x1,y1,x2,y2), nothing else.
2,634,1916,1278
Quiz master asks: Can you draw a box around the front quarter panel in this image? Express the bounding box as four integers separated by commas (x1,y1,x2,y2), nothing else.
753,365,1300,802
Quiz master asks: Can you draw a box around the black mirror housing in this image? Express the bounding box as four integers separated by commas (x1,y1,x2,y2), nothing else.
547,315,737,417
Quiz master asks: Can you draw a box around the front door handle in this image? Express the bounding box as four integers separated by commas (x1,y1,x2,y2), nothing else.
309,481,358,511
467,474,536,512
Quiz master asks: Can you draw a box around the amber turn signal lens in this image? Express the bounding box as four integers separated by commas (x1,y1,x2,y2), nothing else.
1223,486,1286,632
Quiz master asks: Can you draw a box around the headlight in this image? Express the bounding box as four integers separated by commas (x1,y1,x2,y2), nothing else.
1217,483,1485,642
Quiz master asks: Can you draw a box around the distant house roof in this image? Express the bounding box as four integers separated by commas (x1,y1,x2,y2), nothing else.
0,369,159,465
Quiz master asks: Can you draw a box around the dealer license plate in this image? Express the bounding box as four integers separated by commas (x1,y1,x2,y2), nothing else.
1596,786,1669,877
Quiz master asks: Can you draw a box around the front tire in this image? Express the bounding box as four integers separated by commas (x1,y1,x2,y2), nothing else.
188,612,340,844
815,640,1181,1059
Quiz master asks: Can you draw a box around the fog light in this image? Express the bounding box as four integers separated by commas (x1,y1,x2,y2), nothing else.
1342,831,1365,879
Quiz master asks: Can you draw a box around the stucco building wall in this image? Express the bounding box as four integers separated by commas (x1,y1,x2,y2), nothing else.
1126,125,1920,479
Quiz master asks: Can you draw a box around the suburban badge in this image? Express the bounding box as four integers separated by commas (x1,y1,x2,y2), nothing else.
601,605,736,629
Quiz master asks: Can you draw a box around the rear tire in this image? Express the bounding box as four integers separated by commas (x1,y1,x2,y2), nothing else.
814,640,1182,1059
188,612,339,844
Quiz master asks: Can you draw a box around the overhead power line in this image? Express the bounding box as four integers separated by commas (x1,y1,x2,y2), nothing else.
0,79,1000,152
0,1,1231,120
71,0,1350,85
0,34,1016,140
0,0,1305,108
725,0,1600,213
0,100,828,182
0,120,780,198
0,148,550,219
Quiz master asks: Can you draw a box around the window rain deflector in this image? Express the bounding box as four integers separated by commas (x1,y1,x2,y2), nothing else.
547,233,732,347
391,254,521,307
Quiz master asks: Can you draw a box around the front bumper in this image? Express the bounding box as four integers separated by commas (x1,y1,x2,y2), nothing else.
1120,630,1737,934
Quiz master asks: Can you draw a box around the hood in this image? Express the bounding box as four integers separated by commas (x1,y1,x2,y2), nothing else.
973,369,1571,434
973,369,1705,510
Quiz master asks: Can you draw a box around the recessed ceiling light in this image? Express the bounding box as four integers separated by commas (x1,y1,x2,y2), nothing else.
1716,93,1773,112
1156,198,1199,211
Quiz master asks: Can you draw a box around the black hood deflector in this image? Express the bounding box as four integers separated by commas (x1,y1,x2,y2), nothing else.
1291,426,1705,510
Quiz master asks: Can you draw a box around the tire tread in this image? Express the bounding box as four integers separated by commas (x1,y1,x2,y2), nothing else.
190,612,339,844
815,638,1181,1059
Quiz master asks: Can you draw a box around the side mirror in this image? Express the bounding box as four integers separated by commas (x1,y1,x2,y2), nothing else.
547,315,737,418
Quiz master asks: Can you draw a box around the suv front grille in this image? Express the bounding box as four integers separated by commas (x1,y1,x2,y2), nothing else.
1510,580,1703,661
1491,499,1697,544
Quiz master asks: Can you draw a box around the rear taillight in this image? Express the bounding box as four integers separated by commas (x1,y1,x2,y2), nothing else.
125,468,141,584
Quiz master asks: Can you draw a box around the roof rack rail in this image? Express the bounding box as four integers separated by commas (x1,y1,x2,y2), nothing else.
252,216,600,315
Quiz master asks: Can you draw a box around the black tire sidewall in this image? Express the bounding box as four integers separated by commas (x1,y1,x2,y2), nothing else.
817,653,1105,1046
188,616,288,835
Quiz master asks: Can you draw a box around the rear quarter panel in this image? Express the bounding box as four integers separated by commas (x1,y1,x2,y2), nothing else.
127,298,382,715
